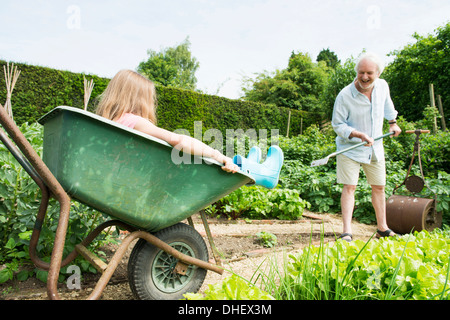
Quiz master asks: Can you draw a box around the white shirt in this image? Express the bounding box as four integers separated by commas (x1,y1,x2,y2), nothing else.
331,78,398,164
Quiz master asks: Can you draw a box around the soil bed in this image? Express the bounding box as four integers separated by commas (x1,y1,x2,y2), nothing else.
0,211,376,300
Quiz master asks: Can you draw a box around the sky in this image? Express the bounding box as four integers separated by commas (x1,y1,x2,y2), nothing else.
0,0,449,99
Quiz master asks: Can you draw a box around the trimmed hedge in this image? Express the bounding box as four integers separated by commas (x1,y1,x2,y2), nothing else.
0,60,108,125
0,60,322,136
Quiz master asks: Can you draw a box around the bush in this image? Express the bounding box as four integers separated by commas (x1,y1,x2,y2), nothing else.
280,160,342,214
205,185,310,221
278,124,335,164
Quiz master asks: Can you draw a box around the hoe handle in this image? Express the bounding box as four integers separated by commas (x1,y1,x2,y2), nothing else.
330,132,394,157
405,130,430,134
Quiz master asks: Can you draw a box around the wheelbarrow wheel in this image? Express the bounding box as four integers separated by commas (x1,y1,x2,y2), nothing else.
127,222,209,300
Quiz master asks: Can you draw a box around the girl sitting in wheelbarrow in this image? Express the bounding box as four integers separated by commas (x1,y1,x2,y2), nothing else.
96,69,283,189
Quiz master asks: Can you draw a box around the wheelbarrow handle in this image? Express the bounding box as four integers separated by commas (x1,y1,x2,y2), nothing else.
405,130,430,134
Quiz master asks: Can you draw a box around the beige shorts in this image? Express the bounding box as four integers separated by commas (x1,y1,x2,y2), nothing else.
336,154,386,186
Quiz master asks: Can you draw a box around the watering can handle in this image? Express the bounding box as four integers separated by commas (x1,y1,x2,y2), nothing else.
405,130,430,134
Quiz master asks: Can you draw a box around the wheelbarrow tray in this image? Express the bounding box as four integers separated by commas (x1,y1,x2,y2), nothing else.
39,106,253,232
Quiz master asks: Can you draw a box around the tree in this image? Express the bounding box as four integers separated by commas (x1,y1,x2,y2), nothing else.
320,57,356,119
137,37,199,90
384,22,450,122
242,52,328,113
317,48,340,69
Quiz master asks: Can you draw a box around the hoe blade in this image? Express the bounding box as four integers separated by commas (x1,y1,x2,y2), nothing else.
310,156,330,167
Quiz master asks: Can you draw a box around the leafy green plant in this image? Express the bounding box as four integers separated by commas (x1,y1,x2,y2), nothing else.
0,234,32,283
198,228,450,300
278,228,450,300
184,274,275,300
278,125,335,165
280,160,342,214
205,185,310,220
256,231,278,248
0,123,45,247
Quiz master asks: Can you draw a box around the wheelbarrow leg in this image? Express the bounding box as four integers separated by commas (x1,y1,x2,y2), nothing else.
188,212,222,267
200,211,222,267
187,216,195,228
46,199,72,300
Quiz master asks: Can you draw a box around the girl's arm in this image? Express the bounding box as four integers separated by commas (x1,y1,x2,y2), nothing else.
134,117,239,173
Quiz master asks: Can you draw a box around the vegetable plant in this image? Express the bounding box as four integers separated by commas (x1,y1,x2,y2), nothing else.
275,228,450,300
256,231,278,248
192,228,450,300
205,185,310,221
184,274,275,300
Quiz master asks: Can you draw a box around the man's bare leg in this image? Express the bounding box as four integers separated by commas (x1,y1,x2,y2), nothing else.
371,185,396,236
341,184,357,240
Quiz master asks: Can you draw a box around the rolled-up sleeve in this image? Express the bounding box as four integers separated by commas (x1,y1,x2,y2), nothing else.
332,93,355,141
383,81,398,120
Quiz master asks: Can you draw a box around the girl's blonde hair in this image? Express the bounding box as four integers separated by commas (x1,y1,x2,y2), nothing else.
96,69,157,124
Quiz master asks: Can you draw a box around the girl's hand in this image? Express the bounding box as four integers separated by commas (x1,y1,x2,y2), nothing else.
221,157,239,173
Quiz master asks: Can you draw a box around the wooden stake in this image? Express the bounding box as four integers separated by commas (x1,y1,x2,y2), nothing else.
286,110,291,137
429,83,436,107
437,95,447,131
300,117,303,135
429,84,437,133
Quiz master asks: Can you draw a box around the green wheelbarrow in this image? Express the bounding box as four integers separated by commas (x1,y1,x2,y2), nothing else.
0,105,254,300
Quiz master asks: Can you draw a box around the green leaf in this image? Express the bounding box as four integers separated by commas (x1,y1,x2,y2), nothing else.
16,269,30,281
0,268,13,283
5,238,16,250
184,275,275,300
35,269,48,283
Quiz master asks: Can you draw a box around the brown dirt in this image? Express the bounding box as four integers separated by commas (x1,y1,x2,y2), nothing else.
0,211,376,300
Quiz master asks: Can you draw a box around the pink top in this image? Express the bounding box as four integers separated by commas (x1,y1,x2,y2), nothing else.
116,113,142,129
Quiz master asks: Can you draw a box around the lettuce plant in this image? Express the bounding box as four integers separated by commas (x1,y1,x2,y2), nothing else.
285,228,450,300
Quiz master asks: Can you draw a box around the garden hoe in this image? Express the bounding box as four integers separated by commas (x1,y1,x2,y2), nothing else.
310,132,394,167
